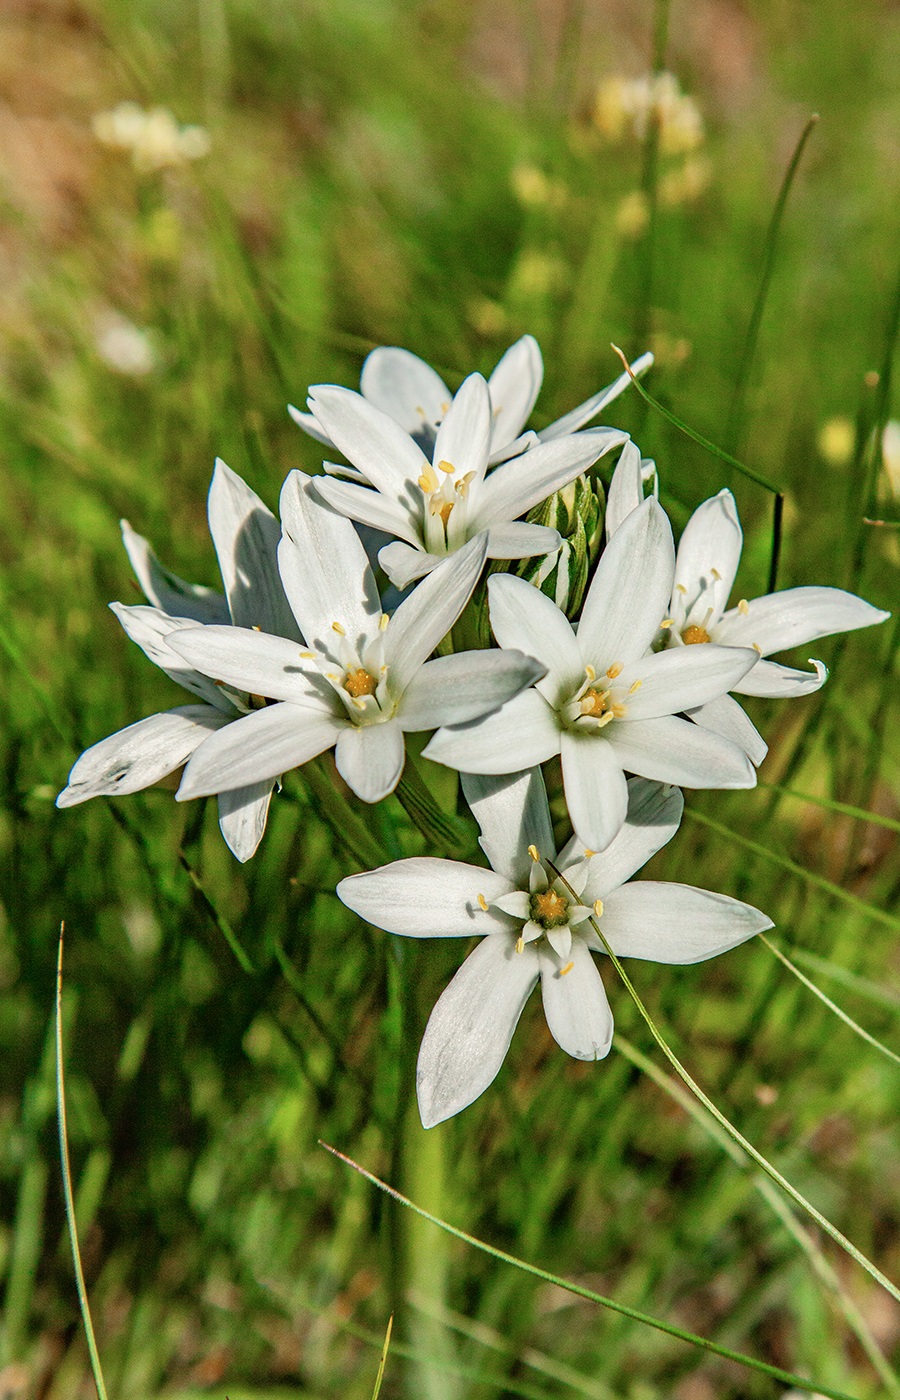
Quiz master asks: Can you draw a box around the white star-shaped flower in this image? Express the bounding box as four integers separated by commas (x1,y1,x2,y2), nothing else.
168,472,546,806
338,769,772,1127
297,358,633,590
57,459,301,861
423,497,759,853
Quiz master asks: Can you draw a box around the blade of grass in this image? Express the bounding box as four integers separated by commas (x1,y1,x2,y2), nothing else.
788,946,900,1012
177,849,255,973
370,1314,393,1400
56,925,110,1400
757,779,900,834
320,1142,858,1400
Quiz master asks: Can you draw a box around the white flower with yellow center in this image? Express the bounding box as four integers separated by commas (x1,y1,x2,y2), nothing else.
167,472,546,807
294,347,643,589
424,498,760,853
338,770,772,1127
657,490,891,762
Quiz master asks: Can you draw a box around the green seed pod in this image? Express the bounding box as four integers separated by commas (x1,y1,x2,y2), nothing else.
513,473,606,618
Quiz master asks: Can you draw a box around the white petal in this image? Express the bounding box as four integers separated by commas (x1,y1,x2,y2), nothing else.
377,540,443,589
311,475,422,548
334,719,405,803
731,657,828,697
322,459,368,484
484,521,562,560
307,384,428,497
488,574,584,707
398,649,545,730
423,689,561,775
57,705,228,806
539,942,613,1060
619,644,758,720
462,768,555,884
110,603,233,709
487,335,544,452
433,373,491,483
717,586,890,656
177,701,343,797
217,780,274,862
360,346,450,440
564,777,683,895
560,733,629,852
416,935,539,1127
686,694,768,766
278,470,382,653
604,442,645,539
168,626,323,703
674,490,743,619
287,402,337,449
384,534,487,694
597,883,772,963
577,498,675,666
487,430,541,466
605,714,756,789
121,520,229,623
207,459,299,638
337,857,515,936
537,352,654,441
470,429,628,531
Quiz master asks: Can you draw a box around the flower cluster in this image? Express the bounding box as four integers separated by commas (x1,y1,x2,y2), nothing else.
92,102,211,173
58,335,890,1125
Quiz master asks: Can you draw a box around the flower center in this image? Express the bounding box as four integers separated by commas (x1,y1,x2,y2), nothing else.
681,624,710,645
530,888,570,929
579,686,609,718
343,667,378,698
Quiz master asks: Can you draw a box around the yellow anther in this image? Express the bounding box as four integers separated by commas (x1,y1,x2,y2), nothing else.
477,893,489,912
379,613,390,631
659,618,674,629
559,961,575,976
418,464,439,493
515,935,524,954
436,458,455,476
710,567,722,581
454,471,476,498
527,844,541,862
752,642,762,654
682,624,711,645
611,702,628,718
299,649,317,659
738,598,750,616
252,624,262,632
593,899,604,917
583,848,595,858
606,661,623,679
628,678,643,694
584,664,596,681
331,621,345,636
595,711,616,729
675,583,688,595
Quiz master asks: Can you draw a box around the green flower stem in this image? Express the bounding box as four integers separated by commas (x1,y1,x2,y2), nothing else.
299,757,388,869
395,758,477,859
401,1109,459,1400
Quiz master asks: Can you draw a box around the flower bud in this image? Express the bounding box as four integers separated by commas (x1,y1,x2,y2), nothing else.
514,474,605,618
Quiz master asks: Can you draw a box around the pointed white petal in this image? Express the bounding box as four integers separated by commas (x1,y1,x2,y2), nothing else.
674,490,743,619
433,373,491,483
398,649,545,731
384,534,487,694
57,705,227,807
606,715,757,789
177,701,343,798
539,941,613,1060
167,626,323,704
731,658,828,697
307,384,428,497
597,883,772,963
493,891,531,918
121,520,229,623
322,459,368,483
484,522,561,559
334,719,405,803
560,733,629,852
487,335,544,451
686,694,768,766
604,442,645,539
337,858,515,936
416,935,539,1127
110,603,233,709
577,498,675,665
423,689,560,775
462,767,555,886
208,458,299,638
217,780,274,862
717,586,890,656
488,573,583,707
278,470,382,653
470,429,628,531
377,540,443,589
360,346,451,439
287,402,337,448
487,430,541,466
537,352,653,441
564,777,683,896
619,644,759,720
311,475,422,548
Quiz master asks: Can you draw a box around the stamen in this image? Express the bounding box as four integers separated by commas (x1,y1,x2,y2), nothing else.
659,618,674,629
252,624,262,632
299,649,317,659
710,567,722,581
594,711,616,730
611,702,627,718
628,678,643,694
515,935,524,955
583,848,595,858
584,664,596,681
675,583,688,595
579,687,609,718
418,464,439,493
593,899,604,917
738,598,749,616
436,459,454,476
606,661,623,679
752,642,762,654
477,893,489,912
331,621,345,636
379,613,390,631
559,961,575,976
527,844,540,862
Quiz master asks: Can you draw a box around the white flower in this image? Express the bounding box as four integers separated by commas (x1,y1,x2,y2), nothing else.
167,472,546,807
92,102,210,172
94,312,158,376
423,498,759,853
57,460,298,862
659,489,891,761
338,770,772,1127
295,366,632,590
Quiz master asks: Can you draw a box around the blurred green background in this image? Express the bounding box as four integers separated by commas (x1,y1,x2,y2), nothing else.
0,0,898,1396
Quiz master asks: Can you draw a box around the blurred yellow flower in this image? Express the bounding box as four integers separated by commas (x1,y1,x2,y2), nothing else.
659,155,712,207
93,102,211,173
510,162,568,212
817,416,855,467
881,420,900,498
592,72,705,157
614,190,650,239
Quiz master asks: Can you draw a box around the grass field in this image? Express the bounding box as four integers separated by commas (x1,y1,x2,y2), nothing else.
0,1,899,1397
